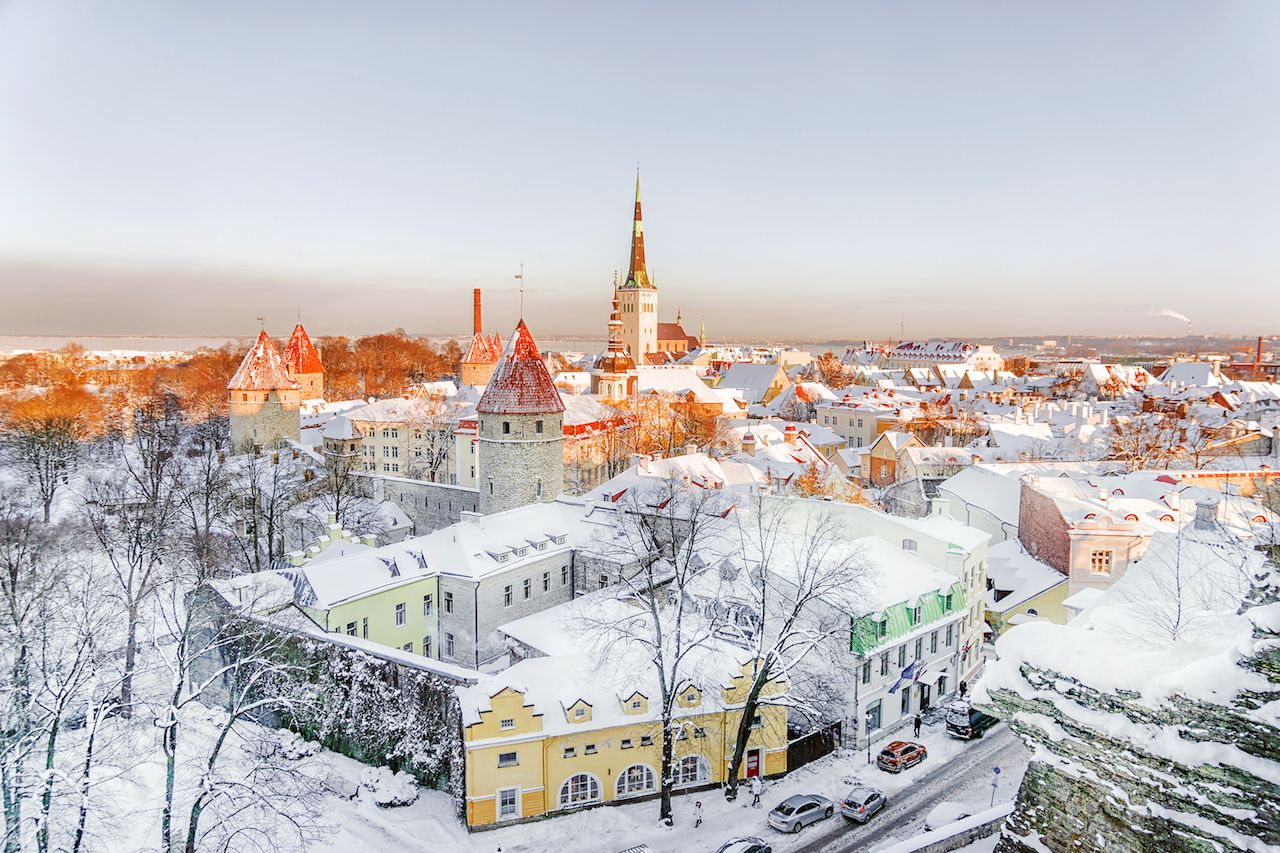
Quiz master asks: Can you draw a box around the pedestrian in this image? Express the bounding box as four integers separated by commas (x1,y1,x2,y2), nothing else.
694,800,703,828
750,775,763,808
959,680,968,698
913,713,922,738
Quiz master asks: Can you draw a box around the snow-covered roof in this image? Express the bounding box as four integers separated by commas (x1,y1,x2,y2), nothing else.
984,539,1067,614
936,466,1024,528
717,362,789,404
282,323,324,375
227,330,298,392
321,415,362,441
476,321,566,415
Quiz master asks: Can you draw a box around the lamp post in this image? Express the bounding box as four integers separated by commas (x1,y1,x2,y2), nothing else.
865,711,874,765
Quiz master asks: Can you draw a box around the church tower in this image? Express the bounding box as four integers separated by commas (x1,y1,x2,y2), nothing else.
283,322,325,401
476,320,565,514
227,330,302,453
592,275,637,402
617,172,658,360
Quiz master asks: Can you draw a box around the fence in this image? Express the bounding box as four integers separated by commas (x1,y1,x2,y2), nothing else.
786,721,842,771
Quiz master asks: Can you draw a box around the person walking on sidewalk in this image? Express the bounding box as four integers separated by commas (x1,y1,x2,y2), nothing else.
913,713,922,738
694,800,703,828
749,775,763,808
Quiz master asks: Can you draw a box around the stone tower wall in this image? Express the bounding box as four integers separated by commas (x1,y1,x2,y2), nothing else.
461,361,497,388
477,411,564,514
229,389,301,453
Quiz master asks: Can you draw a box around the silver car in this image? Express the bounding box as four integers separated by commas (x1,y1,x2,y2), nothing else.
766,793,835,833
840,785,887,823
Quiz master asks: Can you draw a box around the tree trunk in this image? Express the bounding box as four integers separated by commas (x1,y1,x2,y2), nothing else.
160,707,179,851
36,715,59,853
182,797,204,853
120,603,139,718
71,702,104,853
659,720,674,824
2,755,21,853
724,669,769,801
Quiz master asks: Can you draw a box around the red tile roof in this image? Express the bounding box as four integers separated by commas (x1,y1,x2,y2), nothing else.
283,323,325,375
227,330,299,391
476,321,566,415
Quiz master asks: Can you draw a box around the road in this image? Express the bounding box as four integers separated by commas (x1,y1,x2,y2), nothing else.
794,725,1026,853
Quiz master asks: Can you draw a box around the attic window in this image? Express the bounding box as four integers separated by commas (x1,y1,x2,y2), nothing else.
621,738,633,749
514,547,528,557
640,735,653,746
631,699,642,710
1160,514,1175,523
500,719,515,730
584,744,597,755
574,707,586,718
1124,513,1139,522
1084,513,1097,520
562,747,576,758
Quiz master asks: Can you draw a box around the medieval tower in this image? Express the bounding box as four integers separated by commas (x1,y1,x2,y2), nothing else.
460,288,502,387
282,322,325,400
227,329,302,453
617,172,657,360
591,277,637,402
476,320,565,514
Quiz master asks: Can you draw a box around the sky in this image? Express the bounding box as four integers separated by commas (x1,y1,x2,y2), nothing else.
0,1,1277,342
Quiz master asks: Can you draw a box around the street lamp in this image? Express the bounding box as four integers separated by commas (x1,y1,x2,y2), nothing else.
865,711,874,765
990,765,1002,807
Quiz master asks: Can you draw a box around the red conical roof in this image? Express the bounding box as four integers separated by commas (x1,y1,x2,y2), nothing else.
476,321,566,415
283,323,325,375
462,331,497,365
227,330,299,391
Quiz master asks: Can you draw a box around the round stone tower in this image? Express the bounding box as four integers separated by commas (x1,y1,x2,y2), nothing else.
476,320,565,514
227,329,301,453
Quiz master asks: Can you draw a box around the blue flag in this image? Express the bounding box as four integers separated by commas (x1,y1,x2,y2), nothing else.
888,661,916,694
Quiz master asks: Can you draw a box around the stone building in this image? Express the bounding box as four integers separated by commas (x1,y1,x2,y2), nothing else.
476,320,566,515
590,281,637,403
227,329,301,453
617,173,658,360
460,288,502,387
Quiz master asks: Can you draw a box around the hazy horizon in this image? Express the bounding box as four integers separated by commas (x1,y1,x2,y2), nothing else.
2,1,1277,340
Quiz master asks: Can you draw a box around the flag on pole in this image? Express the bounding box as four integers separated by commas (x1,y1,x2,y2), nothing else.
888,661,916,694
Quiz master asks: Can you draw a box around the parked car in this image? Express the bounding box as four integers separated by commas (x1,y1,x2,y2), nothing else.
840,784,887,823
766,794,835,833
876,740,928,773
714,838,772,853
924,801,975,831
945,700,999,740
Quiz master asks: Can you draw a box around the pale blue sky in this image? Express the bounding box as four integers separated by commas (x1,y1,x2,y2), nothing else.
0,1,1277,339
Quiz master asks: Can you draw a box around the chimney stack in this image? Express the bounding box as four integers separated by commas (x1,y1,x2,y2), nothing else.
1194,496,1219,531
473,288,483,336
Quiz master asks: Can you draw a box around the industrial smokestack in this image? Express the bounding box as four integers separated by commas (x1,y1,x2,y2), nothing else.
1259,336,1265,367
473,289,482,336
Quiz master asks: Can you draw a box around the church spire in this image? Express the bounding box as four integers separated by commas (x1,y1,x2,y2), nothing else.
624,168,651,290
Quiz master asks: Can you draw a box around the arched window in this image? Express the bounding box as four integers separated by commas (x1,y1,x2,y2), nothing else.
1026,608,1038,617
615,764,656,798
558,773,601,808
674,755,710,787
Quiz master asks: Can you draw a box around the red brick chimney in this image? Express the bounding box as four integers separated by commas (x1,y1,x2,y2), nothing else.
473,288,483,336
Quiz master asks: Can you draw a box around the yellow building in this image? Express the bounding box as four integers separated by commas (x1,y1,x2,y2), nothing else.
458,654,789,827
983,539,1070,636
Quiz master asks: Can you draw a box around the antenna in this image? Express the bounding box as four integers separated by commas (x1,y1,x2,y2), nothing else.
256,316,265,331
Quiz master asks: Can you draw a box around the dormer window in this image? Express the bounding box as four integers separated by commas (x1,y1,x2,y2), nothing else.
574,707,586,718
631,699,642,710
500,719,515,730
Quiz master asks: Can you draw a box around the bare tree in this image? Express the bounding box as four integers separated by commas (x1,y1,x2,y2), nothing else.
232,451,301,573
404,393,457,484
2,388,98,522
718,497,872,799
578,478,733,824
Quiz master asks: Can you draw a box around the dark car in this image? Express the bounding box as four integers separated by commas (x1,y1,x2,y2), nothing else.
876,740,928,773
945,701,999,740
840,784,887,823
714,838,773,853
766,793,835,833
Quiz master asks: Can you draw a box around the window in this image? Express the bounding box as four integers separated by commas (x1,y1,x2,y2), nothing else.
750,713,763,729
502,421,511,435
866,700,882,731
902,538,918,552
423,594,433,616
897,645,906,667
346,622,356,636
523,579,531,599
615,765,655,798
861,661,871,684
584,744,597,755
599,574,608,590
914,638,923,660
445,633,455,658
562,565,569,585
640,735,653,746
685,691,698,704
535,479,542,497
1090,550,1113,575
901,687,911,715
535,420,544,434
498,787,519,820
574,707,586,718
543,571,550,592
945,593,955,611
931,631,938,654
879,653,889,677
876,619,888,638
402,642,413,653
562,747,576,758
423,635,432,656
558,773,601,808
488,478,494,495
621,738,633,749
361,617,368,639
911,606,922,625
675,756,710,787
631,699,642,710
1027,608,1039,617
503,586,512,607
497,751,518,768
500,719,515,730
693,727,706,738
946,624,954,646
395,603,406,626
444,592,453,613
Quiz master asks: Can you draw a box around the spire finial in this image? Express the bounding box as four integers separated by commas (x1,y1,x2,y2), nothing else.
256,316,265,332
635,164,641,203
515,262,525,318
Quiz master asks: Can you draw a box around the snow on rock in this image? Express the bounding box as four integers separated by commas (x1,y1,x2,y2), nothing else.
974,533,1280,852
358,766,421,808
